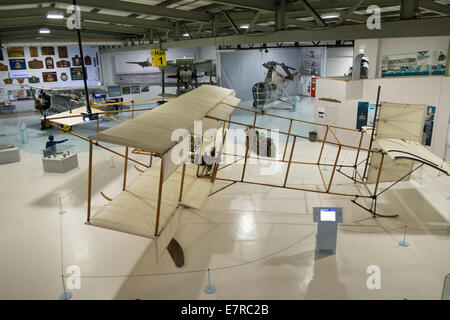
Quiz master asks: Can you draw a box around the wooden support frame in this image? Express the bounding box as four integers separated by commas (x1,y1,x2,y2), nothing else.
179,163,186,201
87,139,93,222
154,158,164,237
123,146,129,191
283,136,296,187
282,119,293,161
362,86,381,180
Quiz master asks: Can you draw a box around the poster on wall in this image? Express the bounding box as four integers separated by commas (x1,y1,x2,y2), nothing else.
9,58,27,70
108,86,122,97
422,106,435,146
42,72,57,82
122,86,130,95
70,67,86,80
300,48,322,76
29,47,39,57
131,85,140,94
41,47,55,55
356,102,376,130
381,50,447,77
7,47,25,57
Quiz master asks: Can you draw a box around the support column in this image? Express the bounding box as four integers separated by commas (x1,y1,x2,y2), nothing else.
123,146,129,191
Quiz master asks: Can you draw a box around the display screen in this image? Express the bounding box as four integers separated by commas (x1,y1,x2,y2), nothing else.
320,208,336,221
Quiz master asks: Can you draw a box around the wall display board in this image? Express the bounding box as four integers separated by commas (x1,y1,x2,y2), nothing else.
58,46,68,58
122,86,130,95
7,47,25,57
0,63,8,71
29,47,39,57
45,57,54,69
28,59,43,69
72,55,82,66
56,60,70,68
9,59,27,70
42,72,57,82
41,47,55,55
70,67,86,80
381,50,447,77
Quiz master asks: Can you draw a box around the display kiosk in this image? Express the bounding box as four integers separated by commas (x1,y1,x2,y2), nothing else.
313,207,343,254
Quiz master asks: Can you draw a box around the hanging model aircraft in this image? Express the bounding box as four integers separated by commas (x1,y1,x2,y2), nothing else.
252,61,298,112
126,58,153,68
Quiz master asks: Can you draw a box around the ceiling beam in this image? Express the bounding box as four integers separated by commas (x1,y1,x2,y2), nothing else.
205,0,276,12
0,7,173,29
338,0,365,24
400,0,419,19
100,16,450,52
0,0,211,22
419,0,450,16
300,0,327,27
0,17,151,35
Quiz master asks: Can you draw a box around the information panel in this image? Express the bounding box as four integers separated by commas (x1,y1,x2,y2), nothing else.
151,49,167,67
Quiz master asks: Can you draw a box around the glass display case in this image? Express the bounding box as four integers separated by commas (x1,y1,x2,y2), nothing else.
42,144,78,173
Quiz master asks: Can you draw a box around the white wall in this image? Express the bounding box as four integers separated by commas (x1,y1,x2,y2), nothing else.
325,47,354,77
354,36,450,78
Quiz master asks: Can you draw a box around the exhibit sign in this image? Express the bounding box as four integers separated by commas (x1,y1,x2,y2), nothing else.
356,101,376,130
9,59,27,70
423,106,435,146
151,49,167,66
381,50,447,77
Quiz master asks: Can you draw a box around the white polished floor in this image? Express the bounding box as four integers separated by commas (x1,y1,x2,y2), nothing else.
0,98,449,300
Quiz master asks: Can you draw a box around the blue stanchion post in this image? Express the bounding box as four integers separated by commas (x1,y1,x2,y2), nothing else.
399,225,409,247
58,197,67,215
204,269,216,294
59,275,72,300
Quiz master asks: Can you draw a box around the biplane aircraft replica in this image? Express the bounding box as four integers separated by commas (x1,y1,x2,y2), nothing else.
45,85,450,268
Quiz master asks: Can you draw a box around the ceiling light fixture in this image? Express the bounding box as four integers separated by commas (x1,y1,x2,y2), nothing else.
321,13,340,19
240,24,249,29
46,11,64,19
39,28,51,34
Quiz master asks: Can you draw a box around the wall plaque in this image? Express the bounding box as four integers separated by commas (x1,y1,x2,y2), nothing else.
56,60,70,68
9,58,27,70
72,55,82,66
58,46,68,58
3,78,13,84
60,73,68,81
45,57,54,69
28,59,43,69
0,63,8,71
42,72,57,82
7,47,25,57
84,55,92,65
28,76,40,83
16,78,25,84
70,67,86,80
41,46,55,55
0,49,3,60
29,47,39,57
